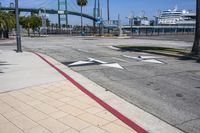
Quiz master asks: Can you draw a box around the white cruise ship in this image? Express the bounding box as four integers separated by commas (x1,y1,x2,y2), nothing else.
157,6,196,26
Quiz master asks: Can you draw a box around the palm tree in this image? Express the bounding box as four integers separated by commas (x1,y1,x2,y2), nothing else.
20,16,31,36
191,0,200,56
0,12,5,39
0,11,15,39
76,0,88,33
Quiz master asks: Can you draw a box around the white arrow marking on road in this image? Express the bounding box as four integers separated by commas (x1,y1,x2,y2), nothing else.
142,59,164,64
138,56,160,59
100,63,124,69
77,49,90,53
88,58,107,64
68,58,124,69
123,55,164,64
68,61,94,66
107,46,120,50
123,55,142,61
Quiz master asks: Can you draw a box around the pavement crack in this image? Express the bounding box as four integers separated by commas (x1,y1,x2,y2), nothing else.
175,117,200,126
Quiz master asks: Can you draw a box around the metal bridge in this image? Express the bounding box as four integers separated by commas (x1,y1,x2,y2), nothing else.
0,7,96,21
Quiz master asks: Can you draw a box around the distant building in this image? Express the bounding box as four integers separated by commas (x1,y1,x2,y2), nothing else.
133,16,150,26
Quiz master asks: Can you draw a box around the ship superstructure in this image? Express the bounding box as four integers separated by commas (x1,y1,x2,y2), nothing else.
157,6,195,26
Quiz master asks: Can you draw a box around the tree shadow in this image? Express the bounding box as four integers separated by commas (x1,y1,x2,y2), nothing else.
0,61,11,73
0,43,16,46
0,63,10,66
117,46,200,63
177,53,200,63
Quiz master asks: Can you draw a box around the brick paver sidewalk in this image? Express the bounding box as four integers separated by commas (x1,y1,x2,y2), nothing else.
0,80,136,133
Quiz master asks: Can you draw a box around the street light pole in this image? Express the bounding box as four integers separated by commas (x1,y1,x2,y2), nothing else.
65,0,68,27
93,0,96,35
107,0,110,21
107,0,110,34
15,0,22,52
58,0,61,29
98,0,101,35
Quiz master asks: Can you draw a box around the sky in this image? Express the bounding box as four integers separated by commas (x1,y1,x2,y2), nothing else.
0,0,196,25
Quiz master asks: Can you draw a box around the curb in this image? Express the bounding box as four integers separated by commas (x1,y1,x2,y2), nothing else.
34,52,148,133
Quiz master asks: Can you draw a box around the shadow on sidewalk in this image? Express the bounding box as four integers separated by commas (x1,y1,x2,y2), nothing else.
0,61,11,74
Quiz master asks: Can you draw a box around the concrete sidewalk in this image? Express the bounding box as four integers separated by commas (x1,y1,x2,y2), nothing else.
0,50,183,133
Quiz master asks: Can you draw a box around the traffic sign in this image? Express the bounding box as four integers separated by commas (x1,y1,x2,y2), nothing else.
58,10,65,14
96,16,102,24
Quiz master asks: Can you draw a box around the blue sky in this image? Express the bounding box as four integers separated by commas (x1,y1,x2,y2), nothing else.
0,0,196,25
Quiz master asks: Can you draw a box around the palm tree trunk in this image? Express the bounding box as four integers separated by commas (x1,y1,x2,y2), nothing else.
0,25,3,39
192,0,200,56
27,28,30,37
5,30,9,38
0,30,2,39
5,25,9,38
81,6,83,33
38,28,41,37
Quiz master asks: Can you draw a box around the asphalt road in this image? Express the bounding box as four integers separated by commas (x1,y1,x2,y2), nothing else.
1,36,200,133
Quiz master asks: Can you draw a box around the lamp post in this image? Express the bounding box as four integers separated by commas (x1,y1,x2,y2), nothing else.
65,0,68,27
107,0,110,34
15,0,22,52
93,0,97,34
58,0,61,29
98,0,101,35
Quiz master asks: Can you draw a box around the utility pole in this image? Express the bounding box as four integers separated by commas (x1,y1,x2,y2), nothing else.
98,0,101,35
107,0,110,34
65,0,68,27
107,0,110,21
98,0,100,17
15,0,22,52
58,0,61,28
118,14,123,37
93,0,97,34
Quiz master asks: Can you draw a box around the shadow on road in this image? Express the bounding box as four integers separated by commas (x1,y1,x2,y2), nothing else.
117,46,200,63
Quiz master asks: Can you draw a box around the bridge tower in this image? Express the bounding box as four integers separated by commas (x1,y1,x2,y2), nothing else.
57,0,68,28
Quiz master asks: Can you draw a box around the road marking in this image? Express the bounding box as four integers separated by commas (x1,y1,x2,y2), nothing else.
138,56,160,59
101,63,124,69
142,59,164,64
107,46,120,50
88,58,107,64
68,58,124,69
123,55,164,64
113,57,128,62
68,61,94,67
77,49,90,53
123,55,142,61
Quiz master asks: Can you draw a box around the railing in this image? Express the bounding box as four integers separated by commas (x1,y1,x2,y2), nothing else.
122,25,195,36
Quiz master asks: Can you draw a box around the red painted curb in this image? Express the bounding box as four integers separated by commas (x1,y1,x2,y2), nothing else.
34,53,148,133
